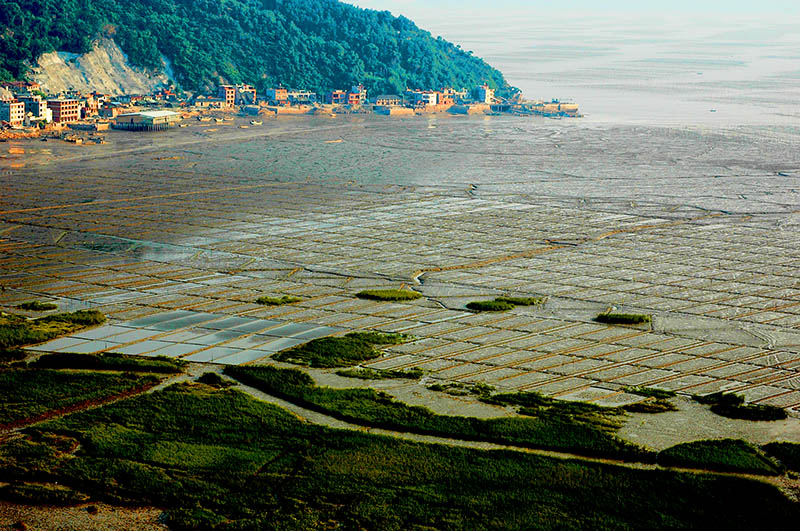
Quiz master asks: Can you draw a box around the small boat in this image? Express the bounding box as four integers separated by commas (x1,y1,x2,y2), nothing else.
179,123,188,128
214,117,224,123
197,116,212,122
250,120,263,126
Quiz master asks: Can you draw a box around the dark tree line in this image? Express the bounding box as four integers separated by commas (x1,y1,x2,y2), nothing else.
0,0,512,95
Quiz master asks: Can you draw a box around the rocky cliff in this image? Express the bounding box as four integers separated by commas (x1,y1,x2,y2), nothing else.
30,38,173,96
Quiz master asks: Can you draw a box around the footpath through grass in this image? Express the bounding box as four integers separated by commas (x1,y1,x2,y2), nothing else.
273,331,409,368
1,383,797,529
0,310,105,349
225,365,651,461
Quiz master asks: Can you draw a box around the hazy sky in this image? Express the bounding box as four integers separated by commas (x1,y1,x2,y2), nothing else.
344,0,800,15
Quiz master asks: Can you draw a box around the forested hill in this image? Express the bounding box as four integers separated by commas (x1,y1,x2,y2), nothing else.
0,0,513,95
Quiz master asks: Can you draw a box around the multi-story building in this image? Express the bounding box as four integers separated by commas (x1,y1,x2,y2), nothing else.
219,84,256,106
374,95,402,106
235,84,256,105
439,88,456,106
265,87,289,105
1,81,41,94
218,85,236,106
47,99,80,123
16,94,49,121
287,90,316,104
346,84,367,105
474,84,496,104
0,100,25,125
324,90,347,105
406,89,438,107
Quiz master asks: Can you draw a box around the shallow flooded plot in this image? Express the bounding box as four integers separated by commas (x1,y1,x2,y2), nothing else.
2,118,800,409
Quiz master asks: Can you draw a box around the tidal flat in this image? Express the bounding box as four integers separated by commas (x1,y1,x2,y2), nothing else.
0,113,799,424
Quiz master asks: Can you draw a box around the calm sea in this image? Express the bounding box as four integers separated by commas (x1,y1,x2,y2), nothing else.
408,11,800,127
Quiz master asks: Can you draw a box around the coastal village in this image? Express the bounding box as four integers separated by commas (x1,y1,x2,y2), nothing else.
0,79,579,141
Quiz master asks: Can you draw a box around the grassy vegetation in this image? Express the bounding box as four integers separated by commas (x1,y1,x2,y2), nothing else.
254,295,303,306
657,439,782,476
624,386,676,399
1,383,796,529
428,381,495,397
196,372,236,388
762,442,800,473
0,482,88,505
225,365,650,460
335,367,423,380
495,296,546,306
272,331,409,368
0,369,159,426
356,289,422,302
0,310,106,349
466,300,515,312
692,392,788,421
467,296,545,312
0,348,26,365
16,301,58,312
622,386,678,413
31,352,185,374
595,312,652,325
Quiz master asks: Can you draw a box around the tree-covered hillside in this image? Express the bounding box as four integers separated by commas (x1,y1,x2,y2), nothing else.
0,0,512,95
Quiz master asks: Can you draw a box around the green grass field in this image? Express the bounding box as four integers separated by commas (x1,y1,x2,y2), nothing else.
1,383,795,529
763,442,800,473
657,439,782,475
0,369,159,426
31,352,185,374
272,331,409,368
225,365,651,460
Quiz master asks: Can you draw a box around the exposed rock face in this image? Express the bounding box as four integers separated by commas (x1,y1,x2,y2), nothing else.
30,38,172,95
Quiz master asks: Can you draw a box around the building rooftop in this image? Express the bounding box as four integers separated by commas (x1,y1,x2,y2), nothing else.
118,110,181,118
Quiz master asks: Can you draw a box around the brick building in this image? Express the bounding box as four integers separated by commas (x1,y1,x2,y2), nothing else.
218,85,236,106
47,99,80,123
